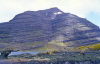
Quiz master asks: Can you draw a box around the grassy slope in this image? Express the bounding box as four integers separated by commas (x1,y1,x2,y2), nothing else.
73,43,100,52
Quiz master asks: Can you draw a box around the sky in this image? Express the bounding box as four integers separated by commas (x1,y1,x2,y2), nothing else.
0,0,100,26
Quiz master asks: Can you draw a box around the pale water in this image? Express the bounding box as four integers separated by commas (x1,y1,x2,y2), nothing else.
9,51,39,56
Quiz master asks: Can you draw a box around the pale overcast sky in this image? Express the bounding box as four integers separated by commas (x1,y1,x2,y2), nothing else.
0,0,100,26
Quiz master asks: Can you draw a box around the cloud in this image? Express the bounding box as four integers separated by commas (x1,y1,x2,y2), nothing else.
0,0,100,22
57,0,100,17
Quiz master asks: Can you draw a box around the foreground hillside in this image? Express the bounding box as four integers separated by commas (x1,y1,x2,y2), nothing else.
0,7,100,51
1,52,100,64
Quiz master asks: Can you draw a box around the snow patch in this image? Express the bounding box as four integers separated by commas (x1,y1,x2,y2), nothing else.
54,12,62,15
51,12,62,19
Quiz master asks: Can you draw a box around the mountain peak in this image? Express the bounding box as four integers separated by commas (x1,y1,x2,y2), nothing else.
10,7,64,22
45,7,63,14
1,7,100,51
47,7,62,12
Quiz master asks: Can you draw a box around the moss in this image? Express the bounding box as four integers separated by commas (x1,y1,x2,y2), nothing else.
74,43,100,51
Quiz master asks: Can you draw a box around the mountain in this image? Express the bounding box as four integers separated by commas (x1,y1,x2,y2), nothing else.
0,7,100,51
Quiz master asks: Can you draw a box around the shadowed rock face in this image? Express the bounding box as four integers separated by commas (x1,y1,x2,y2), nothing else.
0,7,100,50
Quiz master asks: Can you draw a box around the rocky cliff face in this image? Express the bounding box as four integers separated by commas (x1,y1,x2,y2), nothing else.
0,7,100,50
